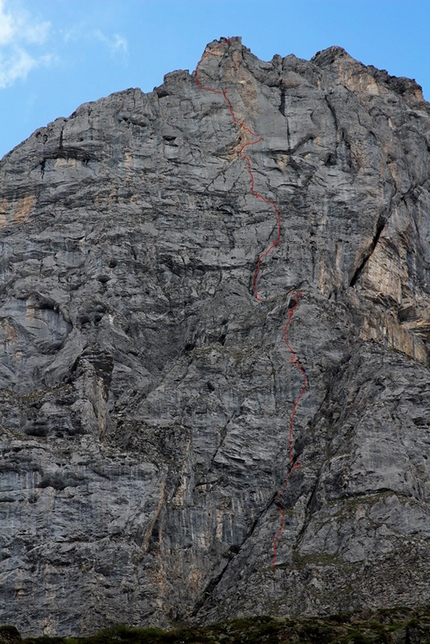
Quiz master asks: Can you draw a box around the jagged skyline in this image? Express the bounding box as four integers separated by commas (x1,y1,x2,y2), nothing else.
0,0,429,160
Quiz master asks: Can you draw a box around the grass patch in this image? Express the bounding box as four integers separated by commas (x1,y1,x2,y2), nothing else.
3,605,430,644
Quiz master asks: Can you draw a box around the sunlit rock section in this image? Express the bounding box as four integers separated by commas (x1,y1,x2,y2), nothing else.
0,37,429,635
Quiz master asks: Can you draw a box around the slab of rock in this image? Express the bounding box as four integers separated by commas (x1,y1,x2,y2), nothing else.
0,37,429,635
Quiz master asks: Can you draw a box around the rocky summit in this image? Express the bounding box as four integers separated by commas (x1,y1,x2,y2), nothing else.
0,36,429,636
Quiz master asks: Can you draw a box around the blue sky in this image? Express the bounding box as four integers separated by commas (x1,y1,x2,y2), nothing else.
1,0,429,160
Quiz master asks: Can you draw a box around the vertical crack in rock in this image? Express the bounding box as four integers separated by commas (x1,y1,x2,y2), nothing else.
279,86,286,116
349,216,387,286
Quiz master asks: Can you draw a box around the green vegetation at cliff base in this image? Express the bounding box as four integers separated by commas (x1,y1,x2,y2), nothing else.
2,606,430,644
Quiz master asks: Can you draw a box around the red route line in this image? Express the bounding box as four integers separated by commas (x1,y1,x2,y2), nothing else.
195,39,306,569
273,290,307,567
195,40,280,303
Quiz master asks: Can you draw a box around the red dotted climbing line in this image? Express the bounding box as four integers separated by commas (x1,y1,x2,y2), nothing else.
196,39,281,303
272,290,307,567
284,292,307,463
195,39,306,569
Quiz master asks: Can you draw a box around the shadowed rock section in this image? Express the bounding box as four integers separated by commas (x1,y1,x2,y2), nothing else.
0,37,429,636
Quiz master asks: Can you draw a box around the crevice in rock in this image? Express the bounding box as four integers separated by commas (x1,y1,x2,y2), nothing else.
325,94,339,132
349,216,386,287
209,412,236,467
324,94,356,169
190,560,230,618
279,86,286,116
191,489,277,618
41,147,95,165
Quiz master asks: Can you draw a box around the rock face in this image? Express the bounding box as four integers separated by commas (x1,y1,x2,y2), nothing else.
0,37,429,636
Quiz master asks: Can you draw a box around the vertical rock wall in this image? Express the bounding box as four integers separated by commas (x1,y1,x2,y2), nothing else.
0,37,429,635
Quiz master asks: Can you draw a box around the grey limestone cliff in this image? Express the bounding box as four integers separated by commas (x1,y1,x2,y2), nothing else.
0,37,429,635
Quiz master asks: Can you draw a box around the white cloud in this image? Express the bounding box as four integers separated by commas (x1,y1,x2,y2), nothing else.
112,34,128,56
0,47,35,86
0,0,51,88
60,24,128,60
0,0,15,46
61,26,79,44
94,30,128,57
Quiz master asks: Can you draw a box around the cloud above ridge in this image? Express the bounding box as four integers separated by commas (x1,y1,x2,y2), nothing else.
94,30,128,57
